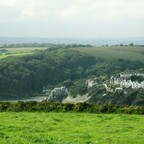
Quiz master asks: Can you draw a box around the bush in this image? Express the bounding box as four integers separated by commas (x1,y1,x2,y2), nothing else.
0,102,144,114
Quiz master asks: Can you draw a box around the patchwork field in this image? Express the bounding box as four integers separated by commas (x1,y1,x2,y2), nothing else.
73,46,144,62
0,46,144,62
0,112,144,144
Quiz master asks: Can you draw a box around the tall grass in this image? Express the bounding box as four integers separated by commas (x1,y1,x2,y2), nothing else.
0,112,144,144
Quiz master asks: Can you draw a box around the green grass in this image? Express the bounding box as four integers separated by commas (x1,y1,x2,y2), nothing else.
0,52,33,59
73,46,144,62
0,112,144,144
0,46,144,61
3,47,48,53
0,47,48,59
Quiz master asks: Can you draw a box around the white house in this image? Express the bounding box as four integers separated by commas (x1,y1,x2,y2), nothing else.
48,86,68,101
141,81,144,89
115,87,123,92
104,84,113,92
86,79,97,88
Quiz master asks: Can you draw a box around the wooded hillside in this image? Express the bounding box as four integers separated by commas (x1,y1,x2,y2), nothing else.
0,47,143,103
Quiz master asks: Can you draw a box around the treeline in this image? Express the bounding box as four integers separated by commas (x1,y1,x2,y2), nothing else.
0,101,144,114
0,43,92,48
0,43,54,48
0,47,144,98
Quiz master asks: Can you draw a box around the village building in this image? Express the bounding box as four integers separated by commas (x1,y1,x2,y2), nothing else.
104,84,113,92
47,86,68,101
86,79,98,88
115,87,123,92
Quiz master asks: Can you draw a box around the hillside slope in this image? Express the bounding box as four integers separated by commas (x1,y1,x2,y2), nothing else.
0,48,95,98
0,47,144,105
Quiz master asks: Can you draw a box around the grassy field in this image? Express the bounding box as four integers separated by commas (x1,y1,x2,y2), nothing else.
2,47,48,53
0,52,33,59
0,47,48,59
0,112,144,144
73,46,144,62
0,46,144,62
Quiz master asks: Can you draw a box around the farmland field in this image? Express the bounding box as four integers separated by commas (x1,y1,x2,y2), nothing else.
0,112,144,144
0,46,144,62
0,47,48,59
73,46,144,62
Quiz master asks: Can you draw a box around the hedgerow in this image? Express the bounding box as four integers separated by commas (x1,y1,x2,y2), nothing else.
0,101,144,114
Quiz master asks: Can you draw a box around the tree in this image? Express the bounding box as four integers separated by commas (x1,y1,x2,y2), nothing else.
129,43,134,46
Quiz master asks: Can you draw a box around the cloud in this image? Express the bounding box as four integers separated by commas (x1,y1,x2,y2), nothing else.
58,0,144,21
0,0,144,37
0,0,144,21
0,6,21,21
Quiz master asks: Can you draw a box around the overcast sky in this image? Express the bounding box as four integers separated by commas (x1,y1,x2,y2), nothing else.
0,0,144,38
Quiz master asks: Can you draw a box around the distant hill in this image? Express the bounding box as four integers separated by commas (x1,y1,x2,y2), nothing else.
0,37,144,45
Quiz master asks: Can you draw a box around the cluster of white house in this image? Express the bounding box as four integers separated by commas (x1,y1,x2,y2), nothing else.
120,73,144,78
86,73,144,93
43,73,144,99
110,77,144,89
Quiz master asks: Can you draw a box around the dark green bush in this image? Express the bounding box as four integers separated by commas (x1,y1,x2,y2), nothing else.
0,101,144,114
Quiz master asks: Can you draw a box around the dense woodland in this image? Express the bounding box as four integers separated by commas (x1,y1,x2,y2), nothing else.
0,47,144,105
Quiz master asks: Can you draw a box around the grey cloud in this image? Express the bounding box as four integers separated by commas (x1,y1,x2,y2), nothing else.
0,6,22,20
0,0,144,37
